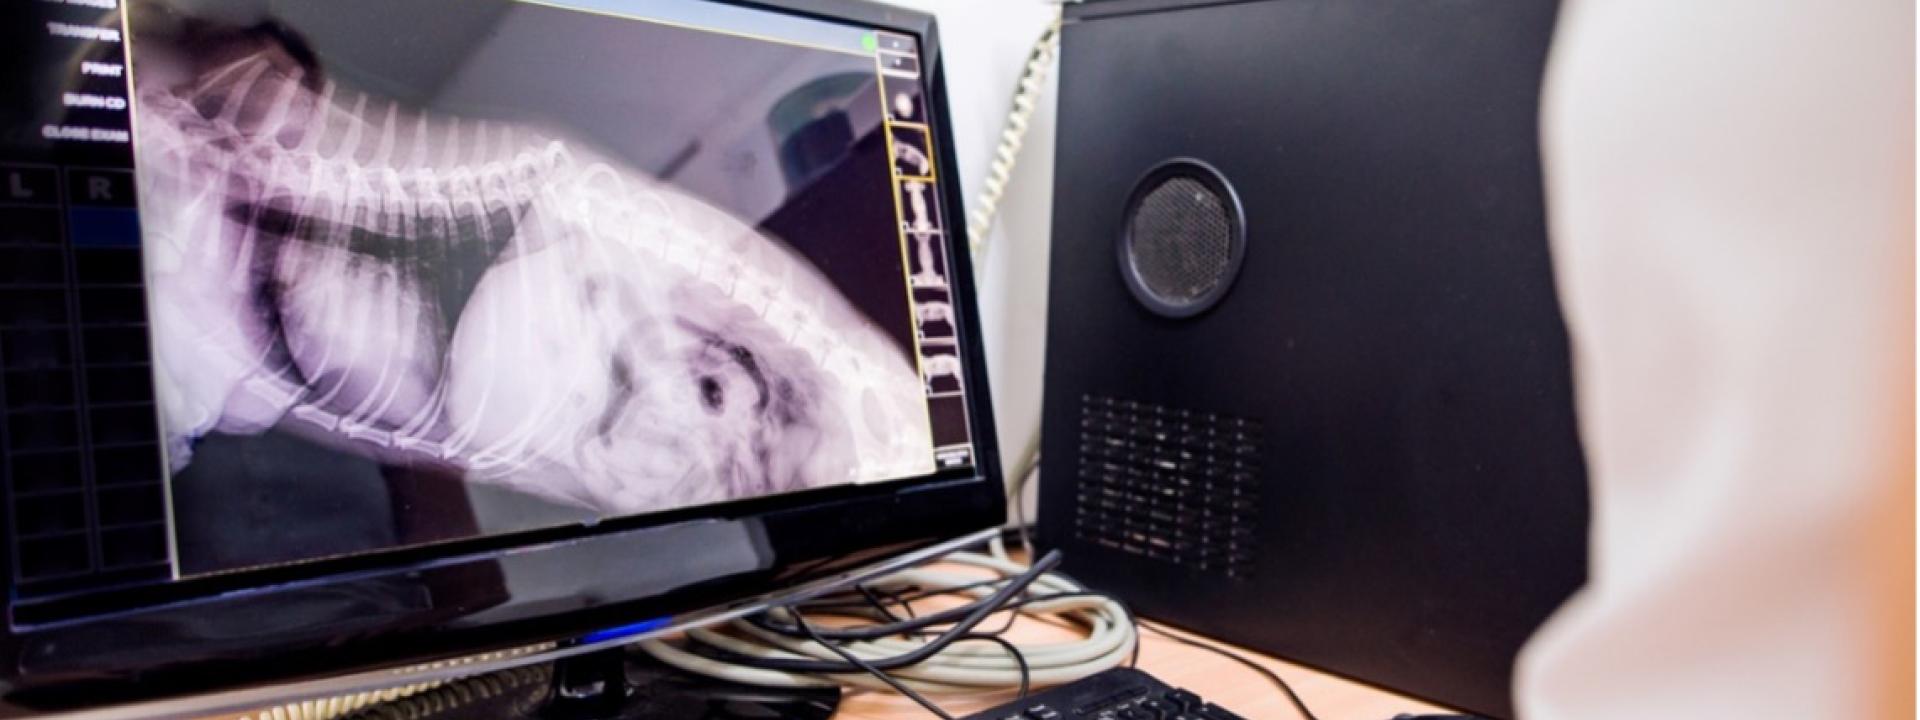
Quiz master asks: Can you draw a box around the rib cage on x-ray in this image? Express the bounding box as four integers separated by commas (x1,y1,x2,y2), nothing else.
131,25,936,514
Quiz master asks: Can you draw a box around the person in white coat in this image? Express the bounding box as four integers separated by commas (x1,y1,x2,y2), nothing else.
1517,0,1915,716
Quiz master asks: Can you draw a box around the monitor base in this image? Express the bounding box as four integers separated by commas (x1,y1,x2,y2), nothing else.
349,647,841,720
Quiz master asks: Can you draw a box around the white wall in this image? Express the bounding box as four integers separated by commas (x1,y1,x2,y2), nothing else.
874,0,1060,514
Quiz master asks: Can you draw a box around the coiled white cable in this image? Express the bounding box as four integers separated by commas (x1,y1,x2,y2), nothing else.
966,5,1064,258
634,550,1136,693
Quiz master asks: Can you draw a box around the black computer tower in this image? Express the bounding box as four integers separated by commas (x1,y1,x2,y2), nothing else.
1035,0,1589,717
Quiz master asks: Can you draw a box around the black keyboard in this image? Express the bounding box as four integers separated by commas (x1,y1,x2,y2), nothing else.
961,667,1246,720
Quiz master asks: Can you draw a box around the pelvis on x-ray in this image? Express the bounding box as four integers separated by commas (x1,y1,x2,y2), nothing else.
132,23,934,514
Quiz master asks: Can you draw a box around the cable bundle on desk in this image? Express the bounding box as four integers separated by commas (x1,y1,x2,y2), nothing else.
637,537,1333,720
634,546,1138,717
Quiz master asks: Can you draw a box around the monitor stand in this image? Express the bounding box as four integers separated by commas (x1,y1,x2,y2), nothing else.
345,647,841,720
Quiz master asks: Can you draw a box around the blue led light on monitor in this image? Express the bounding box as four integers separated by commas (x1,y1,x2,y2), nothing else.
579,616,674,644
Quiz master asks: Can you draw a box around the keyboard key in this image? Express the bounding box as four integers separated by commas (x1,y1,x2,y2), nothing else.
1164,690,1202,710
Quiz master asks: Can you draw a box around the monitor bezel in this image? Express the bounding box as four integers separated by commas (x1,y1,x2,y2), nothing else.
0,0,1004,715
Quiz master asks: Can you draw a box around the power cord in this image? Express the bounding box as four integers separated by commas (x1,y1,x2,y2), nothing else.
1006,440,1040,555
790,609,958,720
966,4,1064,257
634,545,1139,703
720,551,1064,674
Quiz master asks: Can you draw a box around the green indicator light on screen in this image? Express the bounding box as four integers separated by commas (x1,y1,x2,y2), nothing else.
861,32,878,52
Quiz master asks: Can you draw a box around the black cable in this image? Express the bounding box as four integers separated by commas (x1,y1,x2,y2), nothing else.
889,576,1013,605
800,577,1016,618
952,634,1030,701
884,587,920,620
720,550,1063,673
975,589,1139,668
752,562,1050,644
929,575,1013,598
765,574,1030,642
861,588,1138,666
810,530,1013,613
1139,624,1318,720
791,578,1014,640
829,571,1030,701
750,601,977,641
822,579,1142,672
789,609,955,720
675,551,1144,716
857,584,908,624
969,588,1092,638
773,565,1087,644
764,583,1009,640
808,587,879,603
977,601,1024,637
865,577,1011,608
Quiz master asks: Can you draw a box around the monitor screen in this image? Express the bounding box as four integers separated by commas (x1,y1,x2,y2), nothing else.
5,0,976,591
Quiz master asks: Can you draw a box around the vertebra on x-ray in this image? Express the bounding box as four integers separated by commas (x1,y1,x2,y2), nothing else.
913,300,954,341
888,126,934,179
881,73,924,124
919,352,963,395
901,180,938,234
909,232,945,289
893,142,932,177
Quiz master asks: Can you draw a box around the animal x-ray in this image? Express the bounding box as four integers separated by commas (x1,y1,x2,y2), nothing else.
126,0,945,574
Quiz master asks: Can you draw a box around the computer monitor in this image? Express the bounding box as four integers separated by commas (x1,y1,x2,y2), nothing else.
0,0,1002,716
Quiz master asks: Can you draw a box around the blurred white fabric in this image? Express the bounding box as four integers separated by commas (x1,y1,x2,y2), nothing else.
1518,0,1915,717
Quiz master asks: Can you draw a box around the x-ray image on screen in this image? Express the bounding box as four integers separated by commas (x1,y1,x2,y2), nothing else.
124,0,940,574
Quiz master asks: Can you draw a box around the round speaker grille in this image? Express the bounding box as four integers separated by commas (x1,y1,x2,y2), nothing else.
1119,160,1245,317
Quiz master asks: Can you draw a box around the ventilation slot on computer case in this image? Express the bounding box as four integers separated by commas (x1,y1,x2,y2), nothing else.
1073,394,1261,580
